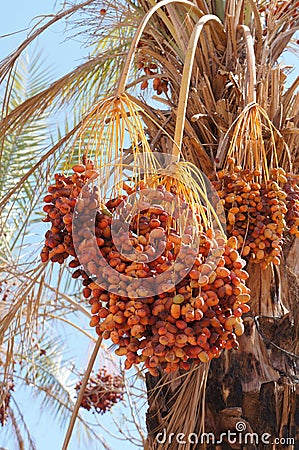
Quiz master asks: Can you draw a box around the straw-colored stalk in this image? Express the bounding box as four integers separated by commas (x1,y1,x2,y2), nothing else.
173,14,223,156
115,0,203,97
218,103,292,176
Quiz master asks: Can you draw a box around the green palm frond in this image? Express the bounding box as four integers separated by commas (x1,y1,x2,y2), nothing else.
0,51,53,260
18,334,76,423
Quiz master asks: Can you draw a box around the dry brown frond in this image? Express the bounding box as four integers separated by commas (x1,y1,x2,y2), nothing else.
0,0,96,84
0,51,127,143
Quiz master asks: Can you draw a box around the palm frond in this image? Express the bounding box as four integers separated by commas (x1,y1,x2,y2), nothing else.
1,335,111,450
0,52,53,260
0,0,96,84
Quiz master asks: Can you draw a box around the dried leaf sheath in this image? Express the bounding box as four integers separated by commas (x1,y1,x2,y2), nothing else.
146,364,209,450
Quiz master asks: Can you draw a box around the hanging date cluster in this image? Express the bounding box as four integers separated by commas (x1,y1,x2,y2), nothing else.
41,162,250,375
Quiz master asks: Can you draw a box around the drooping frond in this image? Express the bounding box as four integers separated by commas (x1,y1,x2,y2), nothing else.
0,51,53,263
0,0,97,84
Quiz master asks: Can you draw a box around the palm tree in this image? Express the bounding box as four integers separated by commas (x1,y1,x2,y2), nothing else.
0,0,298,449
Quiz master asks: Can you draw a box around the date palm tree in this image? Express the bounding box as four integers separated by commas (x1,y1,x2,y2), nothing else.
0,0,298,449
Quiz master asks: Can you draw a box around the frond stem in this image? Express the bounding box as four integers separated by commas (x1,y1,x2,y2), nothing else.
61,336,102,450
237,24,257,105
116,0,202,96
173,14,223,157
